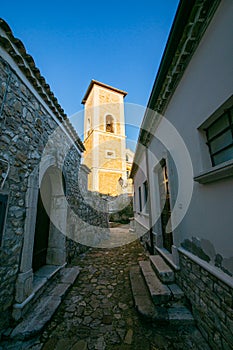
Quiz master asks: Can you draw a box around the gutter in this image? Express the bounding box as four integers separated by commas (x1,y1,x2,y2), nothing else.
131,0,221,174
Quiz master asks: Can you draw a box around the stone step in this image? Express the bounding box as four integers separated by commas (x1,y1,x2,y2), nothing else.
129,266,168,322
10,296,60,340
168,283,184,301
149,255,175,284
10,266,80,340
130,266,195,325
167,304,195,326
13,264,64,321
139,261,171,305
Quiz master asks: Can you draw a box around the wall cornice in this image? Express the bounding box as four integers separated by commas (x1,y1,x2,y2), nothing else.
137,0,221,150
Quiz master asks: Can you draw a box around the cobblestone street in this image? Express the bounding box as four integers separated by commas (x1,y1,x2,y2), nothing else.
2,227,210,350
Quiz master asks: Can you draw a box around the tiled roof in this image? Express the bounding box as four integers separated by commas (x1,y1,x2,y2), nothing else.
0,18,85,152
82,79,127,104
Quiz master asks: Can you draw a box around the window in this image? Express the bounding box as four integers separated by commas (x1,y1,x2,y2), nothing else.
0,193,8,245
106,115,114,133
126,154,129,162
126,170,130,179
138,187,142,212
205,106,233,166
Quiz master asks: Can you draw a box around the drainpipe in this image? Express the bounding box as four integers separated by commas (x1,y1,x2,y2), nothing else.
145,146,154,254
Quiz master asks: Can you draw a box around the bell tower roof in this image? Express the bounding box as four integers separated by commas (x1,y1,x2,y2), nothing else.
82,79,127,104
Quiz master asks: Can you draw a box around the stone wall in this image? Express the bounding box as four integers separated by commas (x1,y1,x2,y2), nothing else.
108,194,133,224
0,50,108,334
177,250,233,350
65,157,109,261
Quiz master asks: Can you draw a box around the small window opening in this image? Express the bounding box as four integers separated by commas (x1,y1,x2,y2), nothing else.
106,115,114,133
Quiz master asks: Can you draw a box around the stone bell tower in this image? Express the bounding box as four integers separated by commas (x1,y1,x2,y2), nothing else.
82,80,127,196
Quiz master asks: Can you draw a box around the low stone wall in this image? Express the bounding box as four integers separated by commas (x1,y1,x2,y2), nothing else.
66,190,109,262
177,250,233,350
109,196,133,224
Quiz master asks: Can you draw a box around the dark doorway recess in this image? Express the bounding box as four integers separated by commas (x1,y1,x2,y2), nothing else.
32,173,52,272
159,159,173,253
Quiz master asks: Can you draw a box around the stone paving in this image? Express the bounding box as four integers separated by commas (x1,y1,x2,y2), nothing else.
1,226,210,350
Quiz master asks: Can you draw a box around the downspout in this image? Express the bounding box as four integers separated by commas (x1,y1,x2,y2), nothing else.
145,146,154,254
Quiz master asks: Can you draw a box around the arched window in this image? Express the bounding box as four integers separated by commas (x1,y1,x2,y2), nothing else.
106,115,114,133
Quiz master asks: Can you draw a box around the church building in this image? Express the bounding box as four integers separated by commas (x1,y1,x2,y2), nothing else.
82,80,132,196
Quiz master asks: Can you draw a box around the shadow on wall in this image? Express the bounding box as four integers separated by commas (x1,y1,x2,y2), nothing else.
181,237,233,276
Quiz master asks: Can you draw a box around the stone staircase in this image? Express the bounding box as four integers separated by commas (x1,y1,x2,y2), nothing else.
130,254,194,325
4,266,80,340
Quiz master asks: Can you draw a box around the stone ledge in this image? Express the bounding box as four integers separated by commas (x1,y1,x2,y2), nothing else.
10,266,80,340
194,160,233,184
154,246,180,271
178,248,233,289
11,296,61,340
12,264,66,321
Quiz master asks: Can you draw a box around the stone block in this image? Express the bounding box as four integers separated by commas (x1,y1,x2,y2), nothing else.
56,338,72,350
124,329,133,345
41,337,57,350
168,284,184,301
167,305,195,325
149,255,174,283
49,283,70,299
130,266,161,320
60,267,80,284
224,291,233,308
15,270,33,303
71,340,88,350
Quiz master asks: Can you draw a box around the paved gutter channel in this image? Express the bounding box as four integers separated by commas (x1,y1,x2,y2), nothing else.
1,227,210,350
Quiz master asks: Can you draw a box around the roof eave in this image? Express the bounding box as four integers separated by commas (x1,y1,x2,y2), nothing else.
82,79,127,104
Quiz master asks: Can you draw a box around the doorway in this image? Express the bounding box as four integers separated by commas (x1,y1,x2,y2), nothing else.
159,159,173,252
32,172,52,271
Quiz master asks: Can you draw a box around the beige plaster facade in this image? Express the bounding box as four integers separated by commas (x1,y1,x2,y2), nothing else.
82,80,132,196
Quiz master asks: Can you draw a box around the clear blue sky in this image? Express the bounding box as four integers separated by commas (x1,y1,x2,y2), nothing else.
1,0,179,143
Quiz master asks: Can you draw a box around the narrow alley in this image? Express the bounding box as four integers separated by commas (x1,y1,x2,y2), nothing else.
2,226,210,350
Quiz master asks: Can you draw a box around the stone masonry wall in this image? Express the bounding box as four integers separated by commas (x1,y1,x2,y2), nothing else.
64,148,109,261
177,251,233,350
0,54,109,333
